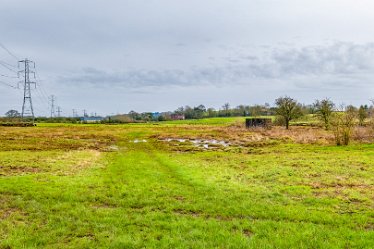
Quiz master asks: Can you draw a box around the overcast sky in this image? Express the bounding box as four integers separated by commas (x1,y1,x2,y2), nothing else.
1,0,374,116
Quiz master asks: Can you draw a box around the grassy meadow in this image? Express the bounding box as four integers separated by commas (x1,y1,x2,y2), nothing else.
0,118,373,248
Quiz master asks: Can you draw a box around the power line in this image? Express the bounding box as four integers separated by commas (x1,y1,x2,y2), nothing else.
29,64,50,116
32,65,52,117
36,84,49,106
33,87,50,115
0,42,19,60
0,80,18,89
34,67,50,102
33,79,49,105
0,61,18,73
0,60,17,68
35,86,50,107
0,73,18,78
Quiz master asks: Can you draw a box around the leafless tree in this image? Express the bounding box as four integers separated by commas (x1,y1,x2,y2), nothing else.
314,98,335,130
222,103,230,117
330,105,357,146
358,105,368,126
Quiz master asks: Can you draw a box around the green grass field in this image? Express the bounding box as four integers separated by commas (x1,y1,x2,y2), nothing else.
0,120,373,248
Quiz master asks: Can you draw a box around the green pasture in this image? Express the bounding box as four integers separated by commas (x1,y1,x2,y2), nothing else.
0,123,373,248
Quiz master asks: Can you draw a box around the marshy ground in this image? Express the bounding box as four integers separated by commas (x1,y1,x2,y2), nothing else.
0,119,373,248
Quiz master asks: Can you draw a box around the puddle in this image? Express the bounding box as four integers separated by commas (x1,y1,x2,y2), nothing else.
190,139,230,148
161,138,230,149
107,145,119,151
132,139,147,143
163,138,187,142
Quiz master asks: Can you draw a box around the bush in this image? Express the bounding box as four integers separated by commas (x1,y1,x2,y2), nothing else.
273,116,286,126
330,108,356,146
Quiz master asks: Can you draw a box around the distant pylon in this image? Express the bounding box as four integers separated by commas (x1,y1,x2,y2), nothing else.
57,106,62,117
18,58,36,122
49,95,56,118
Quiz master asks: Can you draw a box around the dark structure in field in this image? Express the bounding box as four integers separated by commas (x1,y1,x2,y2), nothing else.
246,118,272,128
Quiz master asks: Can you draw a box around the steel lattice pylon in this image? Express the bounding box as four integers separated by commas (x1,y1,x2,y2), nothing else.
18,59,36,122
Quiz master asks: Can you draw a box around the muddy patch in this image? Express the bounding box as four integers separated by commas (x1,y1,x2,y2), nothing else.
173,208,202,217
242,229,253,237
0,195,27,220
0,165,41,176
91,202,118,210
0,207,25,219
104,145,119,151
161,138,230,151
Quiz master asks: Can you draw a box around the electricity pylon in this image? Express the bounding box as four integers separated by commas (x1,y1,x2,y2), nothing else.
49,95,56,118
57,106,62,117
18,59,36,122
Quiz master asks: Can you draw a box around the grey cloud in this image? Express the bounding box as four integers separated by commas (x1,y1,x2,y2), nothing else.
62,67,228,88
61,42,374,89
269,42,374,76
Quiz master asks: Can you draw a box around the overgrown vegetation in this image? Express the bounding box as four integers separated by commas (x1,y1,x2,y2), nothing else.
330,107,356,146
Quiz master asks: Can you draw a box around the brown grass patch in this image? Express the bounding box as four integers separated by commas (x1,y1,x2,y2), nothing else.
52,150,103,176
0,165,41,176
0,127,117,151
0,195,27,220
153,125,338,150
173,208,202,217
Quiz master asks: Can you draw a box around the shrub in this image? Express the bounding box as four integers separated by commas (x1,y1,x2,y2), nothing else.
273,116,286,126
330,108,356,146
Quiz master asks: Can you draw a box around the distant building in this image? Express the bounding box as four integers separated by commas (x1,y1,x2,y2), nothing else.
80,116,103,123
170,114,185,120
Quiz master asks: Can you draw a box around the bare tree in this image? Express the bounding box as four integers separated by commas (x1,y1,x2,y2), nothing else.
370,100,374,119
249,105,263,118
314,98,335,130
207,107,217,117
275,96,303,129
174,106,184,115
330,106,356,146
369,100,374,134
5,110,21,118
358,105,368,126
222,103,230,117
236,105,247,116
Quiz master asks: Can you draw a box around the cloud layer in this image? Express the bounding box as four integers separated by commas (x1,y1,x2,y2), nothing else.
61,42,374,89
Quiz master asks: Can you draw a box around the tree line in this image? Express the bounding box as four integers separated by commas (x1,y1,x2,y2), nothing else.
120,102,319,122
274,97,374,145
3,97,374,137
